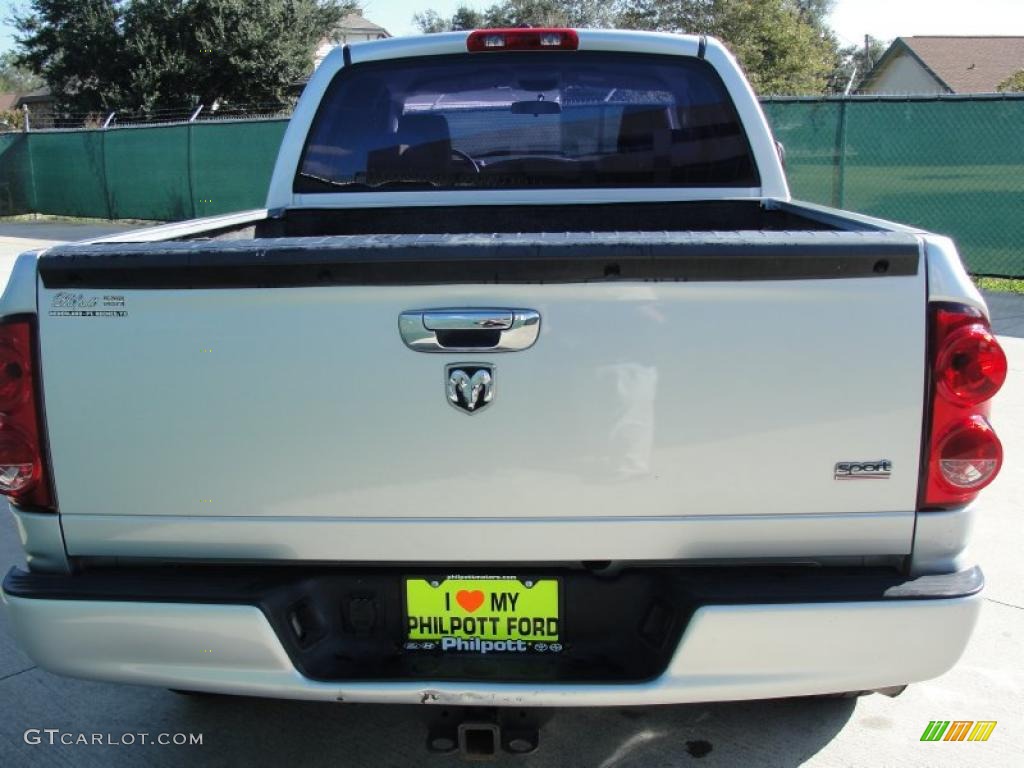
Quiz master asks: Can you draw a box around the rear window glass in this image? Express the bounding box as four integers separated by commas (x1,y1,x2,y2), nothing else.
295,52,760,193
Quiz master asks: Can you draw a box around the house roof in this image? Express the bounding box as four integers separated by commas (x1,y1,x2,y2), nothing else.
336,11,389,35
0,92,19,111
867,36,1024,93
14,87,53,106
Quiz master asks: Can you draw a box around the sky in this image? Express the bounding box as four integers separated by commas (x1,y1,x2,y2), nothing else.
364,0,1024,43
2,0,1024,55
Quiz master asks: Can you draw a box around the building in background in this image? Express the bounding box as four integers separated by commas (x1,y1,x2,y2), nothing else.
13,88,55,127
861,36,1024,94
313,8,391,69
0,88,55,130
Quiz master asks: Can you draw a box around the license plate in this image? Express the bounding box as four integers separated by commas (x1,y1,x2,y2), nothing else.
405,576,560,653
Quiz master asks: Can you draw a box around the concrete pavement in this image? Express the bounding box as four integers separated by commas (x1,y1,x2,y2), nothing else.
0,222,1020,766
985,291,1024,339
0,221,143,290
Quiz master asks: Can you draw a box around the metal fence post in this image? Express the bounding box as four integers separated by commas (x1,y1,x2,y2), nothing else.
185,104,203,219
24,119,39,214
98,127,115,219
186,121,198,219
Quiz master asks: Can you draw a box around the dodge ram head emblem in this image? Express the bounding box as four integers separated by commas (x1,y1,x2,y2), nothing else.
446,364,494,414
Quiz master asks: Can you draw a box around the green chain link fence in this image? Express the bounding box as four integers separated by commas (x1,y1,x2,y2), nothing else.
0,118,287,222
1,94,1022,276
0,132,34,215
763,95,1024,277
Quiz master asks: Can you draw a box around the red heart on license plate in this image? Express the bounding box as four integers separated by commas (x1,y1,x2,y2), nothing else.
456,589,485,613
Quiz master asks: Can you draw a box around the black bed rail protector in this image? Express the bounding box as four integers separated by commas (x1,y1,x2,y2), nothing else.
37,230,921,289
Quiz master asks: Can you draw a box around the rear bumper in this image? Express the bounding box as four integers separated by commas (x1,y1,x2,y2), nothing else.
1,565,983,706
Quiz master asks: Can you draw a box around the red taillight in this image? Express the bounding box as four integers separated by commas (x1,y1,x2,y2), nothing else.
935,323,1007,405
467,28,579,52
0,317,54,509
0,429,41,493
935,416,1002,492
920,304,1006,508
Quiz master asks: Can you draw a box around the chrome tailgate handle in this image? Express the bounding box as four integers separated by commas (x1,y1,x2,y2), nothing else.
423,310,513,331
399,308,540,352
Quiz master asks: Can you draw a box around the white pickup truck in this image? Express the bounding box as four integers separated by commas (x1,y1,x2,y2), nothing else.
0,27,1007,756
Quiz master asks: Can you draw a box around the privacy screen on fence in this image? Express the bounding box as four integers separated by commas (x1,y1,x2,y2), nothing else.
761,96,1024,277
0,95,1021,276
0,119,286,222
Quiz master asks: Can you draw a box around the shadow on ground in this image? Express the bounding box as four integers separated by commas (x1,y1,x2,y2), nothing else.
983,290,1024,339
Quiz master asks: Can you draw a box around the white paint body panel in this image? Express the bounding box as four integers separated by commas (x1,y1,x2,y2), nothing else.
58,511,913,562
2,589,981,705
40,272,926,560
925,235,987,314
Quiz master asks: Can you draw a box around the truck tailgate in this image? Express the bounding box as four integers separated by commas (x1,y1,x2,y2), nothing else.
36,231,926,562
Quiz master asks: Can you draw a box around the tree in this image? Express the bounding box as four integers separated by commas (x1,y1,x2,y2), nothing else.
792,0,834,31
413,5,483,33
831,35,887,94
996,70,1024,93
12,0,127,113
616,1,837,94
0,109,25,131
122,0,352,111
13,0,353,115
0,52,45,92
413,10,449,33
119,0,194,114
483,0,616,27
415,0,614,33
414,0,838,94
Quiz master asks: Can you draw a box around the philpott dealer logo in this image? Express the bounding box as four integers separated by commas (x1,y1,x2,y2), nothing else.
920,720,997,742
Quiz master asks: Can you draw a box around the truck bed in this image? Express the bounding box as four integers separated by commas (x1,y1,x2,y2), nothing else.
112,200,857,244
45,198,917,289
255,200,838,238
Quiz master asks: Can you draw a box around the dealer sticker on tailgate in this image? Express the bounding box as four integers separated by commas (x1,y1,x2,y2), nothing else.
405,576,560,653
